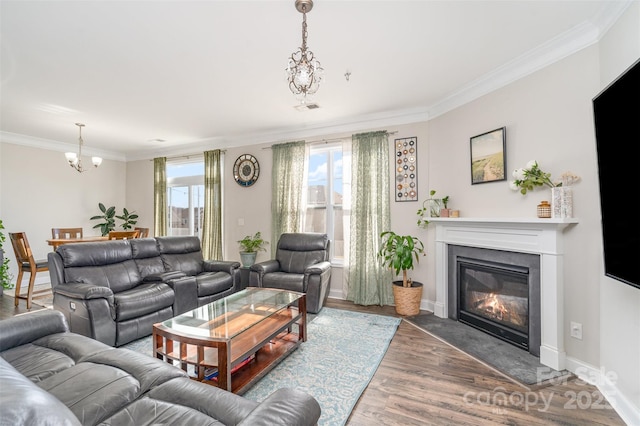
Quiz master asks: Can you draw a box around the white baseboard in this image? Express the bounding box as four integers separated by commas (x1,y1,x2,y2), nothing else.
565,356,640,426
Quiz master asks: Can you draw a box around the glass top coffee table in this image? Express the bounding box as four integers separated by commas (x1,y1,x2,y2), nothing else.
152,287,306,394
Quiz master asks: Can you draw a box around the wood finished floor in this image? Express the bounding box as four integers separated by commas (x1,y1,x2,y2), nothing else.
323,299,624,426
0,294,626,425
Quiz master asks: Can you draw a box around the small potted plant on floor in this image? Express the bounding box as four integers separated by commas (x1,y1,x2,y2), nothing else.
378,231,425,316
237,232,268,267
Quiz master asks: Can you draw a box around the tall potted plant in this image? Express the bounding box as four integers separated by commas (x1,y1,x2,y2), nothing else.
378,231,425,316
237,232,268,267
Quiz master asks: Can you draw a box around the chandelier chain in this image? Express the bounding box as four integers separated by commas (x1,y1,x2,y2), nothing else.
301,6,307,51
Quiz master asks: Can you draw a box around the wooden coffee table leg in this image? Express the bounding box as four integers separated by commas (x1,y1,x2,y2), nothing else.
299,294,307,342
217,342,231,391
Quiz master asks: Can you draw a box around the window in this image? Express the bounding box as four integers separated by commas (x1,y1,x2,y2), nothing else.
304,143,343,263
167,161,204,238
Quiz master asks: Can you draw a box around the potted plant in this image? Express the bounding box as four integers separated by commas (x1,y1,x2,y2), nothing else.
417,190,449,228
0,219,14,294
91,203,139,236
237,232,268,267
116,208,139,230
90,203,117,236
378,231,425,316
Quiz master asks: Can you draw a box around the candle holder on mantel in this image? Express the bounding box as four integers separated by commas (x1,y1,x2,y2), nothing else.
537,201,551,218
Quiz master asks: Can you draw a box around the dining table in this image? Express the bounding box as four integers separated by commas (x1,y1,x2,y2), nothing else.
46,235,109,250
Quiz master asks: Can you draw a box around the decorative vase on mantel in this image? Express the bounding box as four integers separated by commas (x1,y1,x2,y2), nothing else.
551,186,573,218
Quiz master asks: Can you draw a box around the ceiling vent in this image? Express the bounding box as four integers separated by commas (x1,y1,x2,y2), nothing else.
294,103,320,112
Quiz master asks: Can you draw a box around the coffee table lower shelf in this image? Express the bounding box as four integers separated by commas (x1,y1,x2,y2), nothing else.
152,305,306,394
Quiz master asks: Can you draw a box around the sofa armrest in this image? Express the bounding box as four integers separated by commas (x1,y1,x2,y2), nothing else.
0,358,82,426
165,276,198,315
238,388,321,426
304,260,331,276
250,259,280,274
0,310,69,351
143,271,186,283
54,282,114,300
203,260,241,275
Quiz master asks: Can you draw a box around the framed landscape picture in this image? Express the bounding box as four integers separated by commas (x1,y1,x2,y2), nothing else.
470,127,506,185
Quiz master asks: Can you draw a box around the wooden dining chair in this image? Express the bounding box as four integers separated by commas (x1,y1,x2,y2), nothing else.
134,227,149,238
51,227,83,239
108,230,140,240
9,232,50,309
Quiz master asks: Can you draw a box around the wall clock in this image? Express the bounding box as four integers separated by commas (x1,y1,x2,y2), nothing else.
233,154,260,187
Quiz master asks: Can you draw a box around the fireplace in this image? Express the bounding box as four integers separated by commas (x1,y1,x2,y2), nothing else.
431,217,577,370
448,246,541,356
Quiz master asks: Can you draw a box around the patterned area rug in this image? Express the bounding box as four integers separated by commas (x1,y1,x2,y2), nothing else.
123,307,400,426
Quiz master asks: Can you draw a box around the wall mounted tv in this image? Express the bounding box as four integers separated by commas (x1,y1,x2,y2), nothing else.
592,57,640,290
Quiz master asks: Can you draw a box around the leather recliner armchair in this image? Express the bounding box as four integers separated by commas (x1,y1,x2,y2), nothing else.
249,233,331,313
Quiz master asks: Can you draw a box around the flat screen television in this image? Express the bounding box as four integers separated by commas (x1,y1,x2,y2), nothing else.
592,57,640,290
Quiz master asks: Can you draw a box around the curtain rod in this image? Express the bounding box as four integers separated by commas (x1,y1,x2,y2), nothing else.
150,149,226,161
261,130,399,150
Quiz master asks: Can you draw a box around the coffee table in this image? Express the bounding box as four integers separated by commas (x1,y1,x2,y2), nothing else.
152,287,306,394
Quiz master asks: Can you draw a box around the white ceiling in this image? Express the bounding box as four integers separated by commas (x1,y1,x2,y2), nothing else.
0,1,631,161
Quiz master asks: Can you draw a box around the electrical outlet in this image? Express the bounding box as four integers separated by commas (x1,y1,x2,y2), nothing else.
570,321,582,340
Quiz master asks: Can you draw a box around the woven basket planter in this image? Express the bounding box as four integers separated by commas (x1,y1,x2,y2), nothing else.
392,280,423,316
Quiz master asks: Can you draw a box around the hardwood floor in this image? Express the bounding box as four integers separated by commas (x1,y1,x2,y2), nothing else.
0,294,626,425
324,299,625,426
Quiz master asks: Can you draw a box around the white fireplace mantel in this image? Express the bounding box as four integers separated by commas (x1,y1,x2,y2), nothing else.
430,217,578,371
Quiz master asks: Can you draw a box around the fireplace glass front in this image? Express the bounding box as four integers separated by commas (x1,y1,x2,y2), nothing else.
458,258,529,350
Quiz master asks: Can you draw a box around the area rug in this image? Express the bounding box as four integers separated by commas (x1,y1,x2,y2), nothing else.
123,307,400,426
405,313,567,386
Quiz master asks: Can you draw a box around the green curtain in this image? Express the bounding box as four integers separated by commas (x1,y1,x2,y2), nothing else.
346,131,392,306
153,157,167,237
271,141,306,257
202,150,222,260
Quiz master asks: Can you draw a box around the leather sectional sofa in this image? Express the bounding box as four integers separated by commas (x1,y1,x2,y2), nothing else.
48,236,242,347
0,309,321,426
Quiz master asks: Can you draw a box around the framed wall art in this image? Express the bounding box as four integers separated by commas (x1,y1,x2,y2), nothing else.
393,137,418,202
470,127,506,185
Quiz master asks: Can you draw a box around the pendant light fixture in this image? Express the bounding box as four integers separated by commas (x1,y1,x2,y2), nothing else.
286,0,324,103
65,123,102,172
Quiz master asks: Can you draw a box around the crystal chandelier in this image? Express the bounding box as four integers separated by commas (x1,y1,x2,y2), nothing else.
65,123,102,172
286,0,323,102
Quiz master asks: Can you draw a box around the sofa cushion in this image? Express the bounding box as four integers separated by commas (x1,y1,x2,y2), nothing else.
1,332,111,383
130,238,166,278
38,348,187,426
157,236,205,275
0,357,81,426
197,272,234,297
57,240,133,267
114,283,175,321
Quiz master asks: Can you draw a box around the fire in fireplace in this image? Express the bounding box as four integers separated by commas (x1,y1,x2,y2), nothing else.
447,245,541,357
458,260,529,350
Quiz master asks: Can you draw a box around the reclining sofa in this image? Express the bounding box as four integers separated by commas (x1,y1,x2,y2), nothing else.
0,309,321,426
48,236,242,347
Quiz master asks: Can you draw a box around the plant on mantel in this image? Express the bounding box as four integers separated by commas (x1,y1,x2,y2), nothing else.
416,190,450,229
508,160,580,195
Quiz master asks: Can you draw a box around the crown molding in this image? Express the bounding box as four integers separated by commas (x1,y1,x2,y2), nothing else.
0,131,126,162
